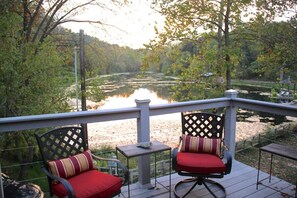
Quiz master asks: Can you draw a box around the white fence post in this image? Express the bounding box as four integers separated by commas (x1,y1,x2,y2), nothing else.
224,90,238,158
135,99,152,188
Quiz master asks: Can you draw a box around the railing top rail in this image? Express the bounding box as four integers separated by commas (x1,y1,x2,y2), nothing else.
1,96,296,133
0,107,140,133
233,98,297,117
150,97,230,116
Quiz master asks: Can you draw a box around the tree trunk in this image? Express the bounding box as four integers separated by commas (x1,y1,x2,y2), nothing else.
217,0,224,76
216,0,225,88
224,0,232,90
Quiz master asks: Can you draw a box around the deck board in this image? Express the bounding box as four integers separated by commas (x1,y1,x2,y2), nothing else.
119,160,295,198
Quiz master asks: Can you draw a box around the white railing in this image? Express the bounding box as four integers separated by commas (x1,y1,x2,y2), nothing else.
0,90,297,188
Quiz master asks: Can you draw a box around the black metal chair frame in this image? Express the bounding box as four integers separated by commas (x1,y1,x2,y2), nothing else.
172,112,232,198
35,126,128,198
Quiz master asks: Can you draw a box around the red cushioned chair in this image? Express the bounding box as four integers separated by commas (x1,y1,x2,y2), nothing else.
172,112,232,198
35,126,128,198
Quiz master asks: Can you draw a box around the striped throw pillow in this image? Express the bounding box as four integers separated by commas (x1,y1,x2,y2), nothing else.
48,150,94,179
181,135,221,156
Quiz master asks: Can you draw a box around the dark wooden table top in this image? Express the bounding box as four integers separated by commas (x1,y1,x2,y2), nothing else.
116,140,171,158
260,143,297,161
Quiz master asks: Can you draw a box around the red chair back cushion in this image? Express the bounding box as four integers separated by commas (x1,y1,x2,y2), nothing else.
48,149,94,179
181,134,221,156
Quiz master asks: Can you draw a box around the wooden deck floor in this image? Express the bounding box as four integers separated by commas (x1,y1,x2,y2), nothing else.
119,160,296,198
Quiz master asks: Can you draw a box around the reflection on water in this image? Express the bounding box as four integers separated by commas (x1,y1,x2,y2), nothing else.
233,85,271,101
90,73,293,125
99,72,176,101
232,85,291,125
90,73,176,109
99,88,175,109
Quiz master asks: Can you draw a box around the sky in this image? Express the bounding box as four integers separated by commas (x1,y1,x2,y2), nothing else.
62,1,295,49
62,0,164,49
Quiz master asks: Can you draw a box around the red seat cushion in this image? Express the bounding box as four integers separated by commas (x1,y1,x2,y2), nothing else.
177,152,226,174
52,170,122,198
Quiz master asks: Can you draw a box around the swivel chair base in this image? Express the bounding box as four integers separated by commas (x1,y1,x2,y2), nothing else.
174,177,226,198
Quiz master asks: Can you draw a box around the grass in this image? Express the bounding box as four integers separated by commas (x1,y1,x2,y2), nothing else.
235,123,297,185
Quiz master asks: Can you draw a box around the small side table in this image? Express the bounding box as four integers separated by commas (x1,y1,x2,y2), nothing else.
257,143,297,197
116,140,171,198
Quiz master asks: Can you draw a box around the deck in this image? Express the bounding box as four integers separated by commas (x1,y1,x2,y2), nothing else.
119,160,296,198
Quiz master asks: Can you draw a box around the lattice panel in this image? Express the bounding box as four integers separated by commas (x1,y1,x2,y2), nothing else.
181,113,224,138
36,127,86,161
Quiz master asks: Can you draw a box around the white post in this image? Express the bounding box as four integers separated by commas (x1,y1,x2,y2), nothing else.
135,99,152,188
224,89,238,158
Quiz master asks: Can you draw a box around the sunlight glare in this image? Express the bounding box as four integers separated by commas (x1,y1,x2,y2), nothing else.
99,88,171,109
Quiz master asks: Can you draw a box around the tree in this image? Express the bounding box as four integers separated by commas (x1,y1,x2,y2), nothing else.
11,0,127,43
149,0,252,90
148,0,297,91
256,20,297,81
0,9,68,179
0,0,129,180
251,0,297,80
255,0,297,21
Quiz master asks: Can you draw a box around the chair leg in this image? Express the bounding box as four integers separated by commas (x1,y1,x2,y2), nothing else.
202,179,226,198
174,178,200,198
174,178,226,198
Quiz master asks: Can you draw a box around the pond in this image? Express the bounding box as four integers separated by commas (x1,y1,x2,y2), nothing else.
231,85,290,125
97,72,176,106
81,72,297,148
85,72,293,125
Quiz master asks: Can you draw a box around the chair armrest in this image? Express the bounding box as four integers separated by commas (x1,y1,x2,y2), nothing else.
92,154,128,185
222,140,232,174
41,167,75,198
172,147,179,171
223,150,232,174
172,136,183,171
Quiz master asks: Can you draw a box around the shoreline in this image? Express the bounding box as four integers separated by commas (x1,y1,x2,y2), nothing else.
87,113,296,149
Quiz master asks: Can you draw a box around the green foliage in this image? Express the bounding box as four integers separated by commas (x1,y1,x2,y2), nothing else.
87,87,105,102
147,34,227,101
147,0,297,98
271,88,277,97
84,37,145,76
148,0,256,89
0,7,69,180
172,50,225,101
255,19,297,80
0,39,68,116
